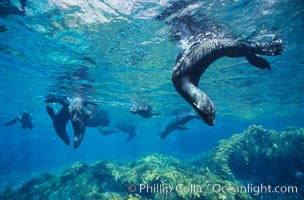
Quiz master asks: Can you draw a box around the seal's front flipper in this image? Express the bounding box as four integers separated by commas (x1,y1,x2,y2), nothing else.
246,54,271,70
4,118,19,126
46,105,56,120
46,105,70,146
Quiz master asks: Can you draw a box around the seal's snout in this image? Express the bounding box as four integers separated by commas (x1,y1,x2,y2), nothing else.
74,139,81,149
206,120,214,126
205,115,215,126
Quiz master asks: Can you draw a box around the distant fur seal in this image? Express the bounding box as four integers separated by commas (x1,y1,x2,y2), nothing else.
172,38,283,125
45,94,97,149
85,109,110,128
129,100,161,118
160,110,199,139
98,123,136,142
4,112,34,129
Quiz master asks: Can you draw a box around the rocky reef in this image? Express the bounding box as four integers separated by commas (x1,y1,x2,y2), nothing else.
1,125,303,200
209,125,304,200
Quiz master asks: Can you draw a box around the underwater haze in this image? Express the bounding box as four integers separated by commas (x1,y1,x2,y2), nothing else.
0,0,304,199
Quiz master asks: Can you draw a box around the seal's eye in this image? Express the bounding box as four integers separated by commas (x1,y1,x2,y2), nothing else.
204,106,211,112
204,106,215,115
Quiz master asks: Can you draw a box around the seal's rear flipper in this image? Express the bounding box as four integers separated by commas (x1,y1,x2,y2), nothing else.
4,118,19,126
46,105,56,120
246,54,271,70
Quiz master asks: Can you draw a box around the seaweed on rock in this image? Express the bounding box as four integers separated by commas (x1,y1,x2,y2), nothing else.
209,125,304,199
211,125,304,184
0,154,250,200
116,154,251,200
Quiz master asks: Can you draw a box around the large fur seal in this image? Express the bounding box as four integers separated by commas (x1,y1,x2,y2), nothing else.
4,112,34,129
45,95,97,149
172,38,283,125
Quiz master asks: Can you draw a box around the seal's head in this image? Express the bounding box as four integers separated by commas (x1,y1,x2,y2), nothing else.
192,91,216,126
129,106,138,114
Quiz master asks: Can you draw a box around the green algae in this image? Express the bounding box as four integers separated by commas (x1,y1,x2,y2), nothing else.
211,125,304,184
1,125,303,200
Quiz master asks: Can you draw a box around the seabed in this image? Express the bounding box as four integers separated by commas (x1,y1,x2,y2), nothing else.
1,125,303,200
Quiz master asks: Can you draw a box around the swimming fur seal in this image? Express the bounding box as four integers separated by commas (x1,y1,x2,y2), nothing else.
129,100,161,118
45,95,97,149
85,109,110,128
160,110,199,139
172,38,283,125
98,123,136,142
4,112,34,129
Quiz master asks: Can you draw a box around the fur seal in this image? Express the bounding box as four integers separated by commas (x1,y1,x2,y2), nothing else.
129,100,161,118
4,112,34,129
45,94,97,149
160,110,199,139
98,123,136,142
172,38,283,125
85,109,110,128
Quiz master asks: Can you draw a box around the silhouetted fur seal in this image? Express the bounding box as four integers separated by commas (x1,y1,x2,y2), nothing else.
172,38,283,125
85,109,110,128
4,112,34,129
98,123,136,142
129,100,161,118
160,110,199,139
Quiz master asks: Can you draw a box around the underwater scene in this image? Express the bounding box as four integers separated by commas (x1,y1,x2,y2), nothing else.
0,0,304,199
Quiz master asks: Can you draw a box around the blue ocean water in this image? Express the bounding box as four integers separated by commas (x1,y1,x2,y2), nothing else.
0,0,303,194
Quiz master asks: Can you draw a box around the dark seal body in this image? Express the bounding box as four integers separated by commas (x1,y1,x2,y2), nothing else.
160,111,199,139
4,112,34,129
129,100,161,118
172,38,283,125
45,95,97,149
